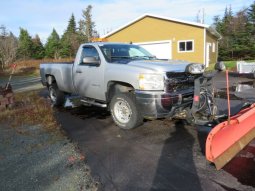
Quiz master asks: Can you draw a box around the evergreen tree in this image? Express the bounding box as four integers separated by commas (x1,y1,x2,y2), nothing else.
216,6,235,60
67,14,76,33
17,28,33,59
0,25,8,37
77,19,88,43
232,9,251,59
32,34,45,59
247,1,255,57
60,36,72,58
213,2,255,61
60,14,79,57
213,16,224,35
45,28,61,59
248,1,255,25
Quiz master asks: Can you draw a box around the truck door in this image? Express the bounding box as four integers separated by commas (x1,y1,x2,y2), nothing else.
73,45,105,101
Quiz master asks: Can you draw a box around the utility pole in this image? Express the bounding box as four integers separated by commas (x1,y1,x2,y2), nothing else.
196,10,201,23
196,8,205,24
202,8,205,24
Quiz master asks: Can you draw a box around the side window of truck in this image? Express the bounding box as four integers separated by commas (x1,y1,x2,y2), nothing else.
80,46,100,64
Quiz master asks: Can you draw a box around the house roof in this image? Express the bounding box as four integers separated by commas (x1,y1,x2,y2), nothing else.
101,14,221,39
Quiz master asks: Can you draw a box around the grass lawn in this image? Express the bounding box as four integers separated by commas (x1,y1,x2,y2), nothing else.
0,91,57,130
224,61,237,70
0,58,73,77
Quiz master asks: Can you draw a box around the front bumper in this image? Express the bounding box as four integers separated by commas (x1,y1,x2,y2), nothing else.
135,90,193,119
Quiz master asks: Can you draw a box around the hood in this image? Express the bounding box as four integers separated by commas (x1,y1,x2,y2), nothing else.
127,60,190,73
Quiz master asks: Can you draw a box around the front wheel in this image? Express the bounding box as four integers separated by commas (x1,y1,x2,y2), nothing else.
110,93,143,130
49,83,65,107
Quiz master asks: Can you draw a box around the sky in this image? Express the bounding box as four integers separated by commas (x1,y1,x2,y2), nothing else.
0,0,253,43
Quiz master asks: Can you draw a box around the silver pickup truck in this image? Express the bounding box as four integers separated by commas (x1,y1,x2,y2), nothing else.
40,42,204,129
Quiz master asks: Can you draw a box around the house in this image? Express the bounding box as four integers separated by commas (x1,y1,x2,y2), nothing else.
101,14,221,67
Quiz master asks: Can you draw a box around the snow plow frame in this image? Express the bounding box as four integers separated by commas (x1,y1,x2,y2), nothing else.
192,67,255,169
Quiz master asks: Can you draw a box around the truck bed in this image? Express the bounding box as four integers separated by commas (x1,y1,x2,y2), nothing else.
40,62,75,93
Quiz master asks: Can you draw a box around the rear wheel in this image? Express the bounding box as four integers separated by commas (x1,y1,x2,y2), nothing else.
49,83,65,107
110,93,143,129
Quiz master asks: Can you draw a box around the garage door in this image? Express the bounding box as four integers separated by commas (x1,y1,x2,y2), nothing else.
135,41,172,60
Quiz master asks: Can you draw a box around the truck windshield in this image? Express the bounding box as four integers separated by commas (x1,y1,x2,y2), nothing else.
99,44,155,63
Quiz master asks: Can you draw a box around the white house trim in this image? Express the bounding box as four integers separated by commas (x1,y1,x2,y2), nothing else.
134,40,172,45
203,28,206,66
216,41,219,62
212,43,216,52
177,40,195,53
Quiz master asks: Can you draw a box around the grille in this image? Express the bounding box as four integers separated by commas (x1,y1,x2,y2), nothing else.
165,72,195,93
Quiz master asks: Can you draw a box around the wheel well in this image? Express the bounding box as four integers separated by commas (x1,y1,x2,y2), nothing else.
107,82,134,103
46,75,56,87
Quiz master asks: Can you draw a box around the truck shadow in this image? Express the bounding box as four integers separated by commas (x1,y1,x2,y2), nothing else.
59,106,110,120
150,120,202,191
39,88,111,120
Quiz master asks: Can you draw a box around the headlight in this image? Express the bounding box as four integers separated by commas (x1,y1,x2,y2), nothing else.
186,63,205,74
139,74,164,90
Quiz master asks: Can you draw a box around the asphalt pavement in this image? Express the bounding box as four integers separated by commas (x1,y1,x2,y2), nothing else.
0,76,42,92
38,72,255,191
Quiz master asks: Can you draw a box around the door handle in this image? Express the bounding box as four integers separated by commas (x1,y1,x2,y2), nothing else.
76,70,82,73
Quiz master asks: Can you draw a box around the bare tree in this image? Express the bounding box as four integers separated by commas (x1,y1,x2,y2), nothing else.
79,5,98,42
0,25,18,70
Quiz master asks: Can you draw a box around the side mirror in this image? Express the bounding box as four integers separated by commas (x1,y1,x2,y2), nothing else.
82,57,100,65
215,61,226,71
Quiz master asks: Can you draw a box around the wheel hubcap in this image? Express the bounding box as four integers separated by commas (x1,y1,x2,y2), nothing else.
114,100,132,124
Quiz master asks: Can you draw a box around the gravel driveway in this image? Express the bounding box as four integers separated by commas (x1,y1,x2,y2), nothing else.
0,123,97,191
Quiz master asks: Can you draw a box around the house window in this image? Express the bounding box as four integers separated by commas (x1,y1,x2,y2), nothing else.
178,40,194,52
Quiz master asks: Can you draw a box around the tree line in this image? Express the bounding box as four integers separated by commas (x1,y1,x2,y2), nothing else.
0,5,98,69
1,3,255,70
213,1,255,61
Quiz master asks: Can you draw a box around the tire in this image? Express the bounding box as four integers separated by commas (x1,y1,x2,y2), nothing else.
110,93,143,129
49,83,65,107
